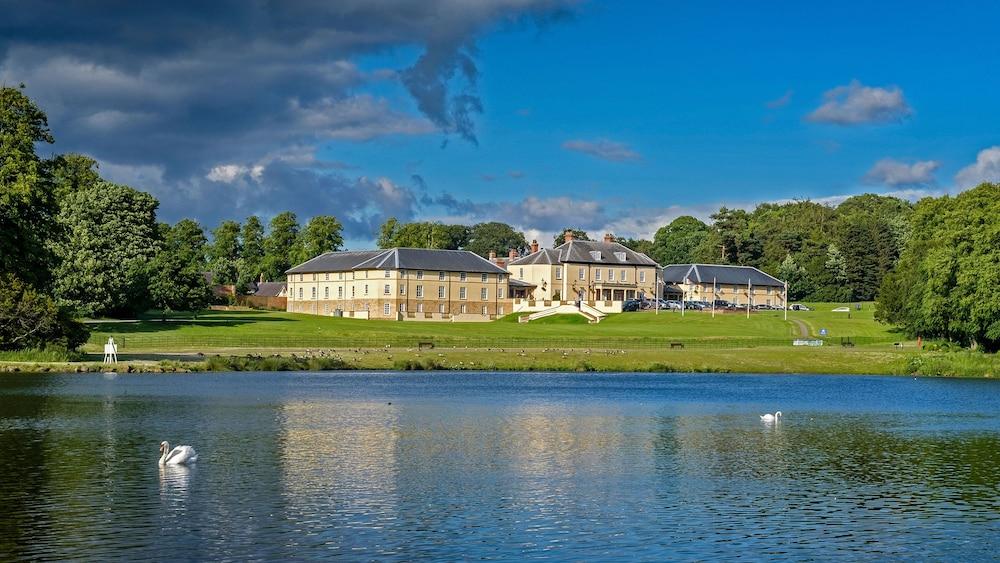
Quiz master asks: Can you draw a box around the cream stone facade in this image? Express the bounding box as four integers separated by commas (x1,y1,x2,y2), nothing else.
661,264,787,307
286,248,512,321
509,233,660,306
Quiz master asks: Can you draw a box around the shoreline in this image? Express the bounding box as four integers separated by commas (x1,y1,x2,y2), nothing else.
1,346,995,378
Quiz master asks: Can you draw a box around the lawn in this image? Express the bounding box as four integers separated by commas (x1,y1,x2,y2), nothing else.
793,302,903,340
81,304,900,354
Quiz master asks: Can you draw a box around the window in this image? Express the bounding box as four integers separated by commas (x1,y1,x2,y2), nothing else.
417,303,424,313
481,287,488,300
482,306,488,316
438,304,445,314
351,286,355,297
298,287,303,299
459,287,467,300
498,287,505,299
364,284,368,296
338,287,344,299
312,273,316,281
324,273,329,281
383,284,390,295
589,251,602,260
399,303,406,313
417,270,424,280
460,304,467,314
621,269,627,282
416,285,423,298
324,303,329,313
438,286,445,299
639,271,646,283
614,251,627,261
460,272,467,282
384,270,391,278
595,269,602,281
608,269,615,281
400,284,406,295
299,274,304,282
324,287,329,299
519,268,524,278
438,271,445,280
383,303,391,316
578,268,585,280
338,272,344,280
311,287,316,299
481,273,488,282
555,266,562,280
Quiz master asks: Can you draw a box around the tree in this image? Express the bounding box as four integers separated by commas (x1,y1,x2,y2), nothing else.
778,254,810,300
377,217,400,249
616,236,654,257
0,275,88,351
0,86,57,287
50,153,101,200
51,182,160,317
208,220,241,285
294,215,344,263
650,216,710,265
553,228,589,248
148,221,213,315
464,221,527,258
261,211,300,280
376,219,469,250
237,216,265,288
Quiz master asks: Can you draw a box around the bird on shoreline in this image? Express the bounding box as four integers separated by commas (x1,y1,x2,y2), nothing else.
159,441,198,466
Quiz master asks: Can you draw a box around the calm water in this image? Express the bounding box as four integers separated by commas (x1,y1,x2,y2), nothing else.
1,372,998,561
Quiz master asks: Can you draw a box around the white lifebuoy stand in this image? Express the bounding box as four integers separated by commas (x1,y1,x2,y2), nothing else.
103,337,118,364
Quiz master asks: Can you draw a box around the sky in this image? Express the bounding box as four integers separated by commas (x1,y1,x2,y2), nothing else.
3,0,999,249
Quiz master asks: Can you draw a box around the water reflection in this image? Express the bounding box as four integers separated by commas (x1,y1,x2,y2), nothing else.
0,373,997,560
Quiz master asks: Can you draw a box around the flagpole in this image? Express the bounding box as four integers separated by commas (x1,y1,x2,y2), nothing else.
712,277,716,319
746,277,751,319
784,280,788,321
655,269,659,315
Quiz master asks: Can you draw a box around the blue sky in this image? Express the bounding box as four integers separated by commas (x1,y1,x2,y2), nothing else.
3,1,999,247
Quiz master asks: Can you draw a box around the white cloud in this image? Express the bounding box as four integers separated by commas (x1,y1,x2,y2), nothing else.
807,80,912,125
955,146,1000,188
207,164,254,184
562,138,641,162
290,94,436,141
863,158,940,187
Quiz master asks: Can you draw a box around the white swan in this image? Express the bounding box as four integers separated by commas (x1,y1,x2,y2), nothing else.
760,411,782,423
159,441,198,466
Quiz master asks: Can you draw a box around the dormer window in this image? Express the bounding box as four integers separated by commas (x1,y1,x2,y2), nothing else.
614,252,627,261
589,251,602,261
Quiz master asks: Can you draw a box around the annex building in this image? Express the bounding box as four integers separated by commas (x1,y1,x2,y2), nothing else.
509,232,660,305
660,263,786,307
285,248,512,321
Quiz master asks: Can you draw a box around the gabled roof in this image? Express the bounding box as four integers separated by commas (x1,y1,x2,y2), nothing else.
286,248,508,275
252,281,287,297
509,240,659,267
661,264,785,287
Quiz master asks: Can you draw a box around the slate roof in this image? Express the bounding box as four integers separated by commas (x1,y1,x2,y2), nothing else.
509,240,659,267
508,278,537,288
286,248,508,275
252,281,286,297
661,264,785,287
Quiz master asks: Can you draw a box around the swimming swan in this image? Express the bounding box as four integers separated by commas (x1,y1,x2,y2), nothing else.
159,441,198,466
760,411,782,423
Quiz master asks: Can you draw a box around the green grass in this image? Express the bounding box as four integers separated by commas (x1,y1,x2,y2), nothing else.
793,302,903,339
0,348,82,362
79,305,902,354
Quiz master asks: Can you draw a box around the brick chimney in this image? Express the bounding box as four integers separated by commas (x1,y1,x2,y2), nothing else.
604,232,615,243
508,248,517,259
564,230,575,243
530,239,539,253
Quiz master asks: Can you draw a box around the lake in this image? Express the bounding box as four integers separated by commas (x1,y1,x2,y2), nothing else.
1,372,998,560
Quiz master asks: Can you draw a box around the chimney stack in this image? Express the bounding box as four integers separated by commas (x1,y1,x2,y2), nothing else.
509,248,517,259
564,230,575,243
488,250,496,261
530,239,539,253
604,232,615,243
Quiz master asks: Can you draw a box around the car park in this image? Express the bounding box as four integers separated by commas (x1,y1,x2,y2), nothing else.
789,304,811,311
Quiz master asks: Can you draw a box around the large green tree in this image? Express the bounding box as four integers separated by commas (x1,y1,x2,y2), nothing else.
553,228,589,248
293,215,344,263
50,153,101,200
650,216,710,265
148,220,213,315
261,211,300,280
51,182,160,317
376,218,469,250
208,220,241,285
0,274,87,351
0,86,57,287
237,215,266,287
464,221,527,258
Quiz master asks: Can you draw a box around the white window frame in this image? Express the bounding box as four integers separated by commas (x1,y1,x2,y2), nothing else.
383,303,391,316
578,267,585,280
400,284,406,295
460,272,467,282
311,287,317,299
438,303,445,314
555,266,562,280
595,269,602,281
459,287,467,300
460,304,467,314
383,284,390,295
481,273,488,282
324,287,329,299
438,271,446,280
417,270,424,280
384,270,391,278
608,269,615,281
480,287,488,300
416,285,423,298
639,271,646,283
338,286,343,299
438,286,445,299
482,305,488,316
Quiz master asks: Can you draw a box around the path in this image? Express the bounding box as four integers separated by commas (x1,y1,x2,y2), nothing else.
791,319,811,337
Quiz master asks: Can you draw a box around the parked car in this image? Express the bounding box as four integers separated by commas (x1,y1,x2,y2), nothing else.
789,303,811,311
664,300,683,310
622,299,641,312
684,300,705,310
713,299,733,309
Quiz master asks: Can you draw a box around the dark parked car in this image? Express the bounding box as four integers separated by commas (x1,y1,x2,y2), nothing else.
713,299,733,309
622,299,641,312
684,300,705,310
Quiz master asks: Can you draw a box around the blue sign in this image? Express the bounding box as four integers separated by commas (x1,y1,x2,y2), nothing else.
819,328,828,336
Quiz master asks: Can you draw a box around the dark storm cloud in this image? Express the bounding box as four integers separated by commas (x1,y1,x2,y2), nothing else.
0,0,575,236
